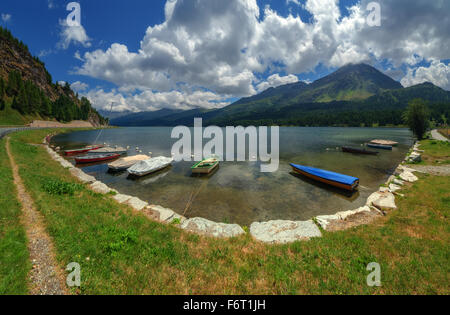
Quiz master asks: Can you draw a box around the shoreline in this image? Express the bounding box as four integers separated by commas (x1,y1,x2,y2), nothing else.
43,129,420,244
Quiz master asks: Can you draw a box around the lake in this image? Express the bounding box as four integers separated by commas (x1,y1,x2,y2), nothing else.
52,127,413,226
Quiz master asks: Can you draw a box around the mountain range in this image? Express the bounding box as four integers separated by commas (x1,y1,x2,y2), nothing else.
111,63,450,127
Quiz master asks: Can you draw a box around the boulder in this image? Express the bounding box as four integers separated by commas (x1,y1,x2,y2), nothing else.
393,179,405,186
336,206,372,220
407,152,422,163
181,217,245,238
112,194,132,204
389,183,402,193
399,171,418,183
69,168,96,184
250,220,321,244
146,205,179,222
315,214,340,230
379,186,390,193
89,181,111,194
316,206,380,231
126,197,148,211
367,191,397,211
373,193,397,211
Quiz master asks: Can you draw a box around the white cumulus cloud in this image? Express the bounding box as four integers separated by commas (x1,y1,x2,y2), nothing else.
401,60,450,91
75,0,450,112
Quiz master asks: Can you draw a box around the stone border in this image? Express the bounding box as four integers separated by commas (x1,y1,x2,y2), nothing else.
43,135,421,244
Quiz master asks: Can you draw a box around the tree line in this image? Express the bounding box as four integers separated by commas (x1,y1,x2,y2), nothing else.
0,71,107,124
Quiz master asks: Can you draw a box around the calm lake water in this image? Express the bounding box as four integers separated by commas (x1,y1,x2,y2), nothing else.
52,127,413,226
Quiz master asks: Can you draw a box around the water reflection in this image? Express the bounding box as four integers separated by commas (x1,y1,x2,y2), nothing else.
52,127,412,225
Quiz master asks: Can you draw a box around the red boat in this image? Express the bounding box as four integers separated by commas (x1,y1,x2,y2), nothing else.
75,153,120,164
65,145,103,156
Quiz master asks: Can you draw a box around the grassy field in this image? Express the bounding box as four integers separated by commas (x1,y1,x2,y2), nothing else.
0,138,30,294
0,100,35,126
4,129,450,295
419,140,450,165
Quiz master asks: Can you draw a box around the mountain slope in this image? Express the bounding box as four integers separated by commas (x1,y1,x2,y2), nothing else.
0,27,106,126
110,63,449,127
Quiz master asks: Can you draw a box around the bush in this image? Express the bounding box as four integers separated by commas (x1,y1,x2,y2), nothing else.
42,179,83,196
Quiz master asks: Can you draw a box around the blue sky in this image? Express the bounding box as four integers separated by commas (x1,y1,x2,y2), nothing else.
0,0,449,112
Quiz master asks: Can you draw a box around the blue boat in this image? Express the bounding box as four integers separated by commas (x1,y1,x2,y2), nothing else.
367,143,392,150
290,164,359,191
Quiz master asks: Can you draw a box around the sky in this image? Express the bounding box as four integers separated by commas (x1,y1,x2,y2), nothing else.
0,0,449,113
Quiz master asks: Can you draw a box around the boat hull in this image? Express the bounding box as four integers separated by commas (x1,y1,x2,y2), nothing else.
290,164,359,191
127,157,173,177
75,153,121,164
128,164,171,177
65,146,103,156
367,143,392,150
342,146,379,155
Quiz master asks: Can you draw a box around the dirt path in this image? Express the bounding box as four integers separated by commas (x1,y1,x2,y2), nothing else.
5,137,68,295
431,129,449,142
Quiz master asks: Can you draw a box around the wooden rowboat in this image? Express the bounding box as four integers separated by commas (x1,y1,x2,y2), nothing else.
75,153,121,164
342,146,379,155
191,158,219,174
370,139,398,146
64,145,103,156
290,164,359,191
367,143,392,150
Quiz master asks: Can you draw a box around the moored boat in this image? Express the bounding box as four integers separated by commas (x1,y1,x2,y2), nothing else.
108,155,149,171
75,153,121,164
370,139,398,146
88,146,128,155
191,158,219,174
342,146,379,155
64,145,103,156
367,143,393,150
127,156,173,177
290,164,359,191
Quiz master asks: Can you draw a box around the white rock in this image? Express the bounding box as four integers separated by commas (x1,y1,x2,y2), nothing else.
372,192,397,211
379,187,390,193
112,194,132,204
393,179,405,186
367,191,397,211
126,197,148,211
398,165,418,173
407,152,422,163
336,206,372,220
147,205,177,222
315,215,340,229
400,171,418,183
59,159,74,169
250,220,321,244
89,181,111,194
389,184,402,193
69,168,96,184
181,217,245,238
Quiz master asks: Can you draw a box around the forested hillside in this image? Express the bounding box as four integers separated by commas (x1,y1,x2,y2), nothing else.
0,27,106,126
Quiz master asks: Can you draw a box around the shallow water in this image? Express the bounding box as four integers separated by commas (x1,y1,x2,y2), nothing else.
52,127,413,226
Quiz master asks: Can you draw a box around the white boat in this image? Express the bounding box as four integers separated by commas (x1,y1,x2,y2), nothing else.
108,155,149,171
127,156,173,177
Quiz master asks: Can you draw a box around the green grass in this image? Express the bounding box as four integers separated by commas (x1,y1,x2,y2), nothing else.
5,129,450,294
0,138,30,294
0,100,35,126
419,140,450,165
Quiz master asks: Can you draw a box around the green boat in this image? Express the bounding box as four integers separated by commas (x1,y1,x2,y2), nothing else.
191,158,219,174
